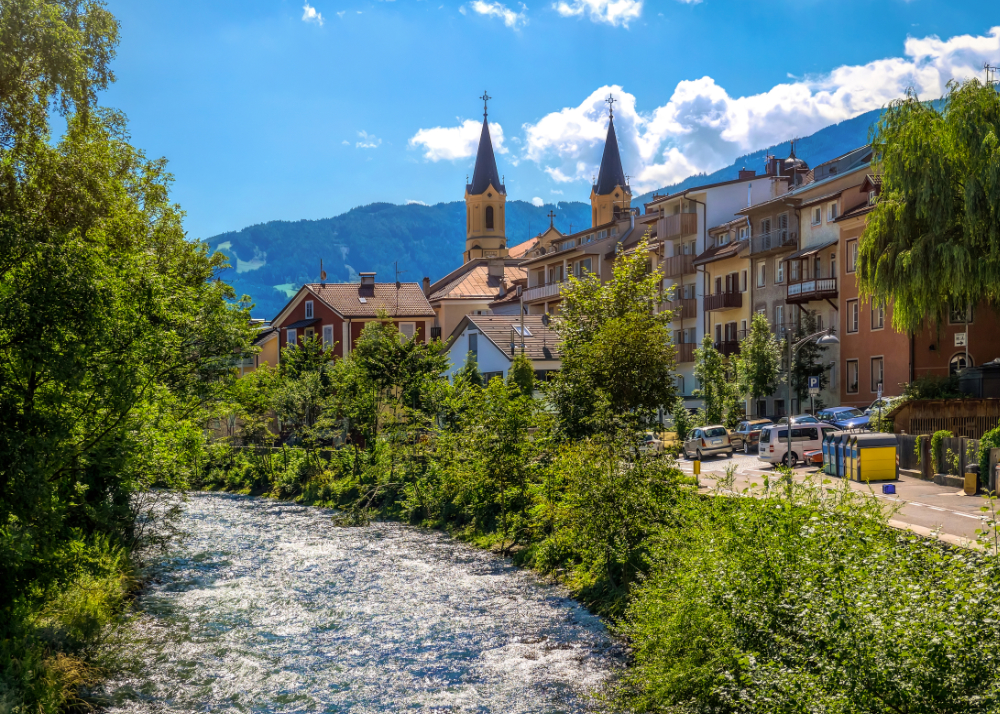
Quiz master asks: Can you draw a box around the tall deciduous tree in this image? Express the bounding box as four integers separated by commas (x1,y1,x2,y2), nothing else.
550,236,677,435
693,334,726,425
735,312,782,411
857,78,1000,331
790,311,828,406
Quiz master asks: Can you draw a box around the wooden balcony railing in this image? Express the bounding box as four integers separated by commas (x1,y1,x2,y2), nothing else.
787,277,837,304
661,254,695,278
750,230,797,255
676,342,695,363
662,297,697,318
660,213,698,241
714,340,741,357
703,291,743,312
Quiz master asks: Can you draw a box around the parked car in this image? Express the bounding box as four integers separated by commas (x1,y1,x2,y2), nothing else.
816,406,871,430
683,425,733,460
731,419,774,454
775,414,820,425
864,396,902,415
638,432,664,455
759,423,839,467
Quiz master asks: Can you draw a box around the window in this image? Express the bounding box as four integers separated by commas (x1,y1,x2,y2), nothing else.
816,314,823,332
323,324,334,348
715,323,722,343
485,206,494,229
830,362,837,390
676,375,685,394
871,302,884,330
774,399,786,417
738,226,748,240
482,371,503,383
830,252,836,278
827,202,838,221
740,269,747,292
512,325,533,337
870,357,884,393
304,300,314,319
790,260,799,282
950,353,973,375
579,257,592,274
778,213,788,237
847,240,858,273
868,190,878,206
761,218,772,235
812,207,822,225
774,305,784,331
776,259,784,283
949,303,974,324
847,300,859,333
286,328,297,348
846,360,859,394
740,319,747,335
757,262,766,287
813,255,821,279
399,322,416,342
468,332,478,358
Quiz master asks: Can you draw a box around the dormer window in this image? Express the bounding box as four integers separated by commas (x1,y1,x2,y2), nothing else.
304,300,314,319
359,272,376,287
868,190,878,206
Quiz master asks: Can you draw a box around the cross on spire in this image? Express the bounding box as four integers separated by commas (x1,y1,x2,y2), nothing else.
480,91,491,118
547,210,556,228
605,94,616,118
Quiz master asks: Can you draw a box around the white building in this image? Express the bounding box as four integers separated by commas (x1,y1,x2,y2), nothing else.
444,315,561,383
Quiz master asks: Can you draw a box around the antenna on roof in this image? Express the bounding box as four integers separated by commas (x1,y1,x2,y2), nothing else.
320,259,327,285
987,63,1000,86
394,261,407,317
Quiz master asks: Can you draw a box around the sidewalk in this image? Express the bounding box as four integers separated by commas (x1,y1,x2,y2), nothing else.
675,456,994,548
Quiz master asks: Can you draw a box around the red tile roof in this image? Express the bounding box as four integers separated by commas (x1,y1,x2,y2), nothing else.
450,315,561,362
307,282,435,318
428,264,527,301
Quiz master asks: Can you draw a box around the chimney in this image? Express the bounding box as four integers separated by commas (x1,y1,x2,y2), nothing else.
738,167,756,180
422,276,430,296
488,259,505,279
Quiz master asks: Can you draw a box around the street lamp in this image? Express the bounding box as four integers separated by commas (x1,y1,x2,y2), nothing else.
783,327,840,467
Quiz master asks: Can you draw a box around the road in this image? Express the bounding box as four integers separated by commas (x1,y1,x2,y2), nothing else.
674,451,996,548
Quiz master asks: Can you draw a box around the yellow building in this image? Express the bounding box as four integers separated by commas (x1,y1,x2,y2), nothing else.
695,219,752,359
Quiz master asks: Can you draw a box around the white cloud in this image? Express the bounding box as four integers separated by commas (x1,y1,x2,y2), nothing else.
553,0,641,27
531,197,544,206
407,199,429,205
336,10,346,17
466,0,528,28
521,27,1000,192
409,119,507,161
356,130,381,149
551,189,564,195
302,3,324,25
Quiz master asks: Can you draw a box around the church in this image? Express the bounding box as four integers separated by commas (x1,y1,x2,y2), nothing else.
425,94,638,338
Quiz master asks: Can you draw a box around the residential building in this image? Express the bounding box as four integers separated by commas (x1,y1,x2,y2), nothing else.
270,272,436,358
697,219,750,362
444,315,561,383
645,156,804,406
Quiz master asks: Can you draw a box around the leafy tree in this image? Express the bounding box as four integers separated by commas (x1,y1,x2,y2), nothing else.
670,394,692,442
857,78,1000,331
735,312,781,409
693,334,725,425
790,311,828,406
454,350,484,387
508,352,535,395
550,235,676,435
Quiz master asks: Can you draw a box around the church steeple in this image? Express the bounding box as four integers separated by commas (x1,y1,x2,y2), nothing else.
464,92,508,263
590,95,631,227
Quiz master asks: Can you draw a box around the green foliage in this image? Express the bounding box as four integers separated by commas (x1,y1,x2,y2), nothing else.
978,426,1000,490
549,235,676,436
614,478,1000,712
670,395,692,442
693,334,726,425
454,350,484,387
735,312,781,401
507,352,535,395
903,374,963,400
858,79,1000,332
931,429,954,471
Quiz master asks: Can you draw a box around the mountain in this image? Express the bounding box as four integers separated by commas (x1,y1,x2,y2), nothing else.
209,201,592,319
208,108,883,319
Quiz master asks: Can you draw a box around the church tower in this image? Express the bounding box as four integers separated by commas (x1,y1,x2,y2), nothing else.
590,96,631,227
464,92,508,263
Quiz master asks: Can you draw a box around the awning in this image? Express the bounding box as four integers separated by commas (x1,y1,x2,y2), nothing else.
781,238,839,262
282,318,320,330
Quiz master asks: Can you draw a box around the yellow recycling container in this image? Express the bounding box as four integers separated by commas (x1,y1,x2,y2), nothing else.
850,433,899,482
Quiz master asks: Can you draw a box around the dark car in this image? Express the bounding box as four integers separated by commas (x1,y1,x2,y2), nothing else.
731,419,773,454
816,406,871,430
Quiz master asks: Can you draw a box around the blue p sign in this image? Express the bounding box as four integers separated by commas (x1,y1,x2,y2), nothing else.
808,376,820,390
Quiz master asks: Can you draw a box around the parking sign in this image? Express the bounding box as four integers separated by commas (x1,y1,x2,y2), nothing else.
808,375,820,396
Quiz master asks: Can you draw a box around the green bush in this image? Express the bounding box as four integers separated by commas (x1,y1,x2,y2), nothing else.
978,426,1000,489
931,429,953,471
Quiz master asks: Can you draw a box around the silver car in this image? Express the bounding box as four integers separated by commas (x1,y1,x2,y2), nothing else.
683,425,733,460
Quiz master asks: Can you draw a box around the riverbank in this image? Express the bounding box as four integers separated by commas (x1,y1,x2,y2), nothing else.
195,440,1000,712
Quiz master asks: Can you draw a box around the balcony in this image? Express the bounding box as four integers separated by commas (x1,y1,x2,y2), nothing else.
676,342,695,363
786,277,838,304
704,291,743,312
750,230,797,255
660,213,698,241
714,340,741,358
523,282,563,303
661,254,695,278
662,297,697,318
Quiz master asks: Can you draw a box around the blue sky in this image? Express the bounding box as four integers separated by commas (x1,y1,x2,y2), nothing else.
101,0,1000,240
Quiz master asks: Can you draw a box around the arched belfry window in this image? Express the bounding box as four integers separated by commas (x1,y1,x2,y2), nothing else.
485,206,495,230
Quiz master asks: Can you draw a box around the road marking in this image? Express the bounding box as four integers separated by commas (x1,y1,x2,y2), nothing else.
954,512,984,520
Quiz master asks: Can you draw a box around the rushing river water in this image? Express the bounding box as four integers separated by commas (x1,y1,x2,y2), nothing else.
100,493,618,713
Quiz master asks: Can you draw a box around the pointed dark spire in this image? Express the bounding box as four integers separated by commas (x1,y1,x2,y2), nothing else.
468,114,505,195
594,115,628,196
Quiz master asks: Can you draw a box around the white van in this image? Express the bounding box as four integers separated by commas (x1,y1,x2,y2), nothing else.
758,423,838,467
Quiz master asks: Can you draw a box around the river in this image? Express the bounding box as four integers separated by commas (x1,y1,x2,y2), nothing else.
99,493,619,713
